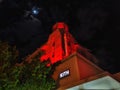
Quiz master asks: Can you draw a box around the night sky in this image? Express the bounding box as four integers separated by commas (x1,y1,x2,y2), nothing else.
0,0,120,73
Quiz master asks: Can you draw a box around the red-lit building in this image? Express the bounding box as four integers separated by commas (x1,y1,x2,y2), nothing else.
39,22,98,66
26,22,120,90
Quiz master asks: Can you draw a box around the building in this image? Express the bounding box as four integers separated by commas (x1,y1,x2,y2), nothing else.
26,22,120,90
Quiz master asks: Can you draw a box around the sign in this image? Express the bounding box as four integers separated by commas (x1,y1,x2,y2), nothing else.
59,69,70,79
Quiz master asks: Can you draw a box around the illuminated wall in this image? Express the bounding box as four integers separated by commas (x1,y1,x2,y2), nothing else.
40,22,85,66
40,22,98,66
67,76,120,90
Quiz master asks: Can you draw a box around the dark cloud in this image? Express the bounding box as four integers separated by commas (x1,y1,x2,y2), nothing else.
0,17,46,62
0,0,3,3
76,8,108,41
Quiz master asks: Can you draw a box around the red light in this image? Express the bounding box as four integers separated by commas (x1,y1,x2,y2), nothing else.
52,22,68,32
40,22,81,66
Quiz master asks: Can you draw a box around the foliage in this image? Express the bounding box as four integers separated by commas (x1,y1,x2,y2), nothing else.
0,41,18,89
0,41,56,90
19,55,56,90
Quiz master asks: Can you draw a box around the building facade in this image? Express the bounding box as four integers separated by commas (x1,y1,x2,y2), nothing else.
26,22,120,90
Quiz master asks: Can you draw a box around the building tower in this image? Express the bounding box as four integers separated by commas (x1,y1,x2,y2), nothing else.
39,22,98,66
26,22,120,90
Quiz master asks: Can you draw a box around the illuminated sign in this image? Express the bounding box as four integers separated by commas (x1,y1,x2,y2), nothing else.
59,70,70,79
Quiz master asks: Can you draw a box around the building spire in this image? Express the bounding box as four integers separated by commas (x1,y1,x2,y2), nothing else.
40,22,98,66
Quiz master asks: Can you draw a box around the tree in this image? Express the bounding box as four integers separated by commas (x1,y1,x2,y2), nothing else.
0,41,18,89
0,41,56,90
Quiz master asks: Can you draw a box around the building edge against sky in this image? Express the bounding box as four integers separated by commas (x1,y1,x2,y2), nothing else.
26,22,120,90
54,52,120,90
